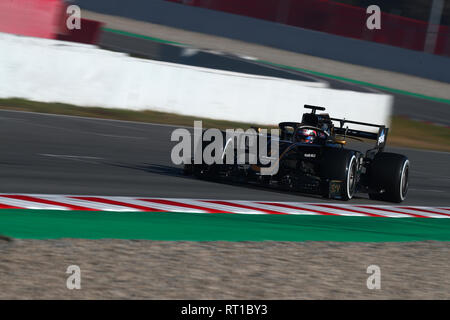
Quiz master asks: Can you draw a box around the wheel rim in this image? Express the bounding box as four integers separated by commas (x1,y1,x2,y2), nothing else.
400,160,409,200
347,156,357,199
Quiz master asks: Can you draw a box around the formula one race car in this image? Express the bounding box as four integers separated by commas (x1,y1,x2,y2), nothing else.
184,105,410,202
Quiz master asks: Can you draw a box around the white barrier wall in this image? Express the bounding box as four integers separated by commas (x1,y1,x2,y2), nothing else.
0,34,392,131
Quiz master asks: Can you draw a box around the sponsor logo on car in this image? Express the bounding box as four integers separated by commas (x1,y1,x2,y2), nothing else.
304,153,316,158
378,130,385,145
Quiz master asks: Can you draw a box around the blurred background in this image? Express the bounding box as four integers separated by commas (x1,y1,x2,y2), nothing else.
1,0,448,55
1,0,449,147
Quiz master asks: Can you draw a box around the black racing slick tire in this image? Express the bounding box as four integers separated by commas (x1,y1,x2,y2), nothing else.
320,149,359,201
368,152,410,203
340,153,358,201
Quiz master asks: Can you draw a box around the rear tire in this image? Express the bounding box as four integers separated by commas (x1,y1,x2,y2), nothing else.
369,153,409,203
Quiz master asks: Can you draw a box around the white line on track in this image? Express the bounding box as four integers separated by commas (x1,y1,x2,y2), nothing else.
39,154,104,159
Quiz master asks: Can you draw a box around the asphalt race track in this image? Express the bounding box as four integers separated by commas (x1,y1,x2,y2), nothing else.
0,110,448,206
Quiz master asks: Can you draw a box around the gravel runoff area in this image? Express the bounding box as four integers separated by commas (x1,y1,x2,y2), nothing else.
83,11,450,100
0,239,449,299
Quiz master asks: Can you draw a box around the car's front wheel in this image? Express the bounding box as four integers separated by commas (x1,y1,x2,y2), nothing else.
320,149,360,201
342,154,358,200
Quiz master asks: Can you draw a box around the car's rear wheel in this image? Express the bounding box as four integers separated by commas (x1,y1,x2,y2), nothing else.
369,153,409,203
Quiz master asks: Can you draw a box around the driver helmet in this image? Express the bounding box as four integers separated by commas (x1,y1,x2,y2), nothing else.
297,128,317,143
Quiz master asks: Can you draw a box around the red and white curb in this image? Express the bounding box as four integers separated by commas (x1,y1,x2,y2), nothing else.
0,194,449,218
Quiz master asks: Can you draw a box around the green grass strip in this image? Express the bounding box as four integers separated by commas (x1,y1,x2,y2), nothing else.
1,210,449,241
101,27,450,105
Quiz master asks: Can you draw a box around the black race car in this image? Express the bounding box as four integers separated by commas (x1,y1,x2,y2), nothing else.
184,105,409,202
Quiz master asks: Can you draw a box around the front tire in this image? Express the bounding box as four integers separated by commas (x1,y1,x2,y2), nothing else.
342,155,358,200
320,149,359,201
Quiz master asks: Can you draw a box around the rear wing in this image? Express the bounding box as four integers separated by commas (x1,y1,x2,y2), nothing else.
331,117,388,151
